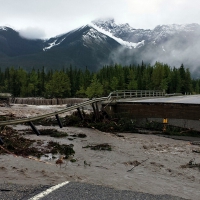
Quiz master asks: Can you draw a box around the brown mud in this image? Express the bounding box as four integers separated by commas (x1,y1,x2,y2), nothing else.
0,104,200,200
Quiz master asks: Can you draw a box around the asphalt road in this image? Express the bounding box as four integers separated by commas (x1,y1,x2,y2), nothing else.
123,95,200,104
0,182,187,200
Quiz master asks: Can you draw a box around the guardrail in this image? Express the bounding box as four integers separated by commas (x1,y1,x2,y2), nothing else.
0,90,165,127
108,90,165,100
0,89,175,143
0,97,108,126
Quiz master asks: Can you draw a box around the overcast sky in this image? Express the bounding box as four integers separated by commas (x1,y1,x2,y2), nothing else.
1,0,200,39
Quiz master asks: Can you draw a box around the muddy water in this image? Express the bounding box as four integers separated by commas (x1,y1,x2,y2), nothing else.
1,124,199,200
1,104,200,200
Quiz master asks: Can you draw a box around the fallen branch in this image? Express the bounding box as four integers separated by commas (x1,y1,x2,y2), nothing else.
0,145,17,157
127,158,149,172
192,149,200,153
95,165,109,170
190,141,200,146
180,158,200,169
83,143,112,151
180,129,193,134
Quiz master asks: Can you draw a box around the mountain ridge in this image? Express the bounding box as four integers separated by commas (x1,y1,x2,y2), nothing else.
0,19,200,77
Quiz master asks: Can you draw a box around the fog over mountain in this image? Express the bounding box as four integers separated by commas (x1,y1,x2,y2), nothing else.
0,19,200,77
92,19,200,77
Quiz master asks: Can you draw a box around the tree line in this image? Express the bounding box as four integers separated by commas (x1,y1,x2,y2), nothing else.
0,62,199,98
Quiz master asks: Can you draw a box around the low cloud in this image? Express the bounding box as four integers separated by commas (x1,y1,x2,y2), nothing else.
19,27,46,39
108,34,200,78
142,34,200,77
1,0,200,38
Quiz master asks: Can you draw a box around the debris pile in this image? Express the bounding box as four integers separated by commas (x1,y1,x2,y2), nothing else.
180,158,200,170
191,141,200,146
0,113,16,121
0,126,36,157
47,141,75,159
83,143,112,151
144,121,200,136
0,126,75,159
124,160,141,166
25,128,68,138
70,133,87,138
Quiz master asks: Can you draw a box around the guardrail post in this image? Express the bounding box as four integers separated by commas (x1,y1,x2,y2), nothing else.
91,103,97,120
77,107,84,121
92,102,100,121
55,114,63,128
0,137,4,145
28,121,40,136
95,102,100,120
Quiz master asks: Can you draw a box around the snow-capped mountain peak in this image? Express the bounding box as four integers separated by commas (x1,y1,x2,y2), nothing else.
92,18,135,33
0,26,9,31
153,23,200,33
43,25,93,51
82,26,107,41
1,18,200,76
150,23,200,43
91,19,143,49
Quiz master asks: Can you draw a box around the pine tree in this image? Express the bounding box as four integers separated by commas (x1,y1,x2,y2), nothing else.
45,71,71,98
85,75,103,98
127,69,137,90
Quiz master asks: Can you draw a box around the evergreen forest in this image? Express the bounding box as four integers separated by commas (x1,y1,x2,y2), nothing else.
0,62,199,98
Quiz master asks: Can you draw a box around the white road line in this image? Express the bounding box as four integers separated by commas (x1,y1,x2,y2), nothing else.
28,181,69,200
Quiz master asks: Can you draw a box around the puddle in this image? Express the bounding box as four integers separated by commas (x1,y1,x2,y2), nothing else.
40,153,59,161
